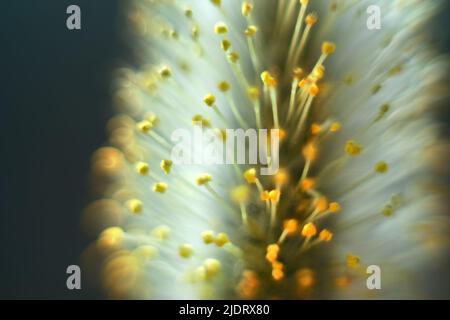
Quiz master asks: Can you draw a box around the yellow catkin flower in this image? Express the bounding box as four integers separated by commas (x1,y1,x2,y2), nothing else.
214,232,229,247
204,258,221,278
284,219,299,235
243,168,257,183
346,254,360,268
135,161,149,175
241,2,253,16
375,161,389,173
152,225,171,240
136,120,152,133
179,244,194,258
217,81,230,92
319,229,333,242
300,178,315,191
153,182,168,193
321,41,336,55
214,22,228,34
201,230,215,244
244,25,258,37
345,140,363,156
203,94,216,106
126,199,143,214
196,174,212,186
301,222,317,238
160,159,172,174
329,202,341,213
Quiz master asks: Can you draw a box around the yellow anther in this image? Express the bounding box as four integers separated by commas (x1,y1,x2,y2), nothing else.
274,169,289,186
242,2,253,16
305,13,317,26
204,258,221,278
214,22,228,34
300,178,315,191
184,8,193,18
346,254,360,268
160,159,172,174
243,168,257,184
272,268,284,281
266,251,278,263
375,161,389,173
328,202,341,213
247,86,260,100
267,244,280,253
274,128,286,141
136,120,152,133
298,78,309,88
314,197,328,212
210,0,221,6
217,81,230,92
303,140,318,158
152,225,171,240
201,230,215,244
99,227,124,247
301,222,317,238
269,189,281,203
228,51,240,63
312,65,325,80
382,205,394,216
284,219,299,235
135,161,149,175
192,115,212,128
153,182,168,193
271,261,283,271
309,83,319,96
293,67,304,80
159,66,171,78
321,41,336,55
179,244,194,258
345,140,363,156
319,229,333,242
126,199,143,214
330,121,341,132
231,185,250,203
311,123,321,135
261,71,277,87
300,0,309,5
203,94,216,107
296,268,315,288
196,173,212,185
133,245,157,260
244,25,258,37
260,190,270,201
237,271,259,299
214,232,229,247
221,39,231,51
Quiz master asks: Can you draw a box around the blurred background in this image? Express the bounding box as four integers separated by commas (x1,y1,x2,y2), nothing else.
0,1,449,299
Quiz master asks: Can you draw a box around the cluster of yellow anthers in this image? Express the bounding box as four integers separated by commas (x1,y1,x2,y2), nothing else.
88,0,406,299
